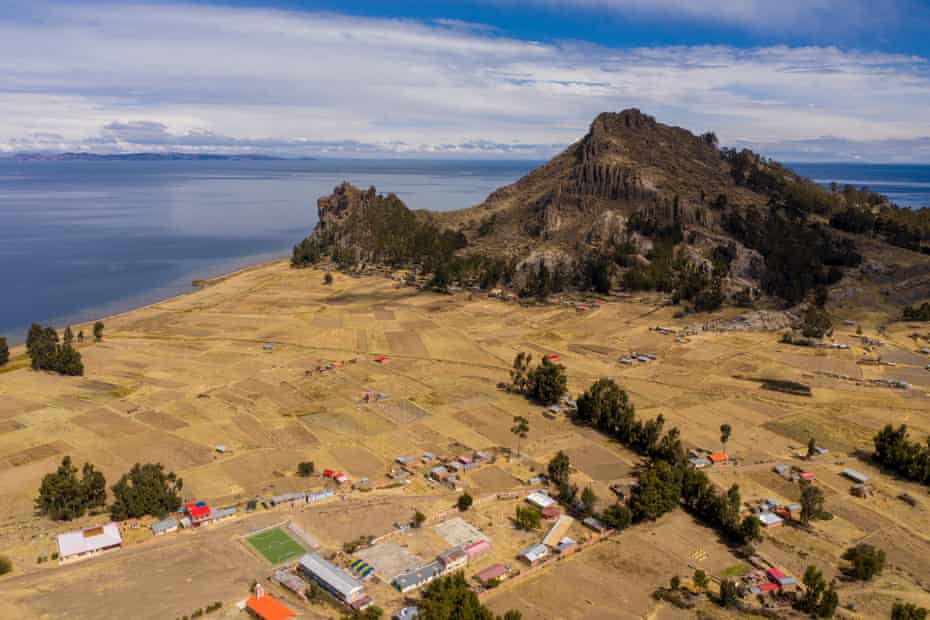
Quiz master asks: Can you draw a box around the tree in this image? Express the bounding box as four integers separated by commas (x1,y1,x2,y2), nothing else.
693,569,708,590
526,358,567,405
63,326,74,344
0,337,8,366
719,423,732,455
547,451,571,487
558,480,578,505
670,575,681,591
514,505,541,530
892,602,928,620
808,436,818,459
600,503,632,531
93,321,104,342
500,612,522,620
418,572,518,620
110,462,183,520
0,555,10,576
576,378,636,444
77,330,84,343
842,544,886,581
297,461,315,477
802,305,832,339
24,324,84,376
798,565,827,614
739,515,762,544
509,352,532,394
580,486,598,516
35,456,106,521
510,416,529,457
324,273,334,285
818,581,839,619
629,460,682,522
800,481,824,525
719,579,739,608
413,510,426,528
457,492,473,512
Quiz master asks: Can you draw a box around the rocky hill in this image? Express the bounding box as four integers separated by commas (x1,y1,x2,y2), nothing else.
293,110,930,315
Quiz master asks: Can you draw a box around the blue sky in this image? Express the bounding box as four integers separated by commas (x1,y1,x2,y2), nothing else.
2,0,930,161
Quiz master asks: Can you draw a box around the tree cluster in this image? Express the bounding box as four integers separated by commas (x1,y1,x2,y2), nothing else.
26,324,84,376
417,573,522,620
0,336,8,366
796,565,839,619
110,462,183,521
842,544,886,581
35,456,106,521
800,481,826,525
514,505,541,531
507,353,567,405
892,602,929,620
873,424,930,487
902,302,930,322
801,305,833,339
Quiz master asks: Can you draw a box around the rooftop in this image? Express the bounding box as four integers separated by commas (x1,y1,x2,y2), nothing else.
298,553,364,599
57,522,122,558
246,593,295,620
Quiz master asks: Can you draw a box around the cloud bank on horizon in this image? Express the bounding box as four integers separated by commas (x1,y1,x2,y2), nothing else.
1,1,929,162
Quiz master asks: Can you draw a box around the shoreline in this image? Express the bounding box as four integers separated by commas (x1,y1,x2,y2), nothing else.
4,256,289,355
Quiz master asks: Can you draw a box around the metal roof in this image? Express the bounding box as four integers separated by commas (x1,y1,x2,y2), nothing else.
393,561,443,591
57,522,122,558
526,492,556,508
150,518,178,533
519,543,549,562
298,553,364,600
842,468,869,483
271,492,306,504
210,506,237,519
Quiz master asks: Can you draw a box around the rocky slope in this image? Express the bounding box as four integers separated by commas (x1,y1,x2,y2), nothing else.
297,109,930,313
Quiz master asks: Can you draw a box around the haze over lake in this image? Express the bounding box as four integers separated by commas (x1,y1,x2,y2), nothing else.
1,158,927,344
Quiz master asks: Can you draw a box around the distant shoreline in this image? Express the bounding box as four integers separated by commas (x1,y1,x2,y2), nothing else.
0,152,315,162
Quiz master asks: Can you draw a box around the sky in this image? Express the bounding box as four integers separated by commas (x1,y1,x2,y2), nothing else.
2,0,930,161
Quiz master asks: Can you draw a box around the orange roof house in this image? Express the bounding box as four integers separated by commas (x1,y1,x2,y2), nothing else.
246,591,295,620
709,453,728,464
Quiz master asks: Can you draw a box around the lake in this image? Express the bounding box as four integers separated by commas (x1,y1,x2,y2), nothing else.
1,158,927,344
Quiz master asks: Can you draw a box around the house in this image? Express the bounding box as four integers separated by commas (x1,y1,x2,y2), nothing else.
437,547,468,572
842,469,869,484
545,354,560,362
526,491,556,510
270,492,306,507
465,540,491,559
396,456,415,465
57,522,123,564
689,457,711,469
185,501,211,526
457,455,473,465
583,516,607,533
576,305,589,312
429,466,450,481
374,356,390,364
773,464,791,477
272,569,310,599
785,504,802,520
554,537,578,555
215,445,226,454
767,568,797,587
393,561,444,593
541,505,561,520
757,512,784,528
246,585,295,620
708,453,728,465
474,563,509,585
518,543,549,565
150,518,178,536
210,506,237,521
297,553,365,603
307,489,335,504
799,471,816,481
542,515,574,548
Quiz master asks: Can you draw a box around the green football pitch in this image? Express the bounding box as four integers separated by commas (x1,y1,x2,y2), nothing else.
246,527,305,564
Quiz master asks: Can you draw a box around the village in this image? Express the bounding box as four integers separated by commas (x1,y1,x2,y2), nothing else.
0,262,929,619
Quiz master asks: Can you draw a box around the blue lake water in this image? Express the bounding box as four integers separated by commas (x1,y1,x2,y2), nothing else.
0,158,927,345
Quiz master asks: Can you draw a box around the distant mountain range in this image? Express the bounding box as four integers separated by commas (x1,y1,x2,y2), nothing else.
0,152,310,161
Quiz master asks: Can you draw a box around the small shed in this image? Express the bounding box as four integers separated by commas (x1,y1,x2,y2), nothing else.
757,512,784,528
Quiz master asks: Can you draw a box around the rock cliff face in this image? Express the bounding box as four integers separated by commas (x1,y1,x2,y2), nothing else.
435,109,759,258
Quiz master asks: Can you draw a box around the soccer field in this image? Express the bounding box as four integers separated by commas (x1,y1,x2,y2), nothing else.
246,527,306,564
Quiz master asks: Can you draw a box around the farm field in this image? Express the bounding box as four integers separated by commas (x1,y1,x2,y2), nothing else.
0,260,928,618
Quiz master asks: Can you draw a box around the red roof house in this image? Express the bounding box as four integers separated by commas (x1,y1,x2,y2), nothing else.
374,356,389,364
799,471,816,481
474,564,509,585
541,505,561,519
767,567,786,581
465,540,491,558
758,583,780,593
545,354,560,362
246,592,295,620
185,502,211,523
709,453,728,464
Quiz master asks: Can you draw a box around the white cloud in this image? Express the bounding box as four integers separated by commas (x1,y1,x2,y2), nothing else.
0,1,929,160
